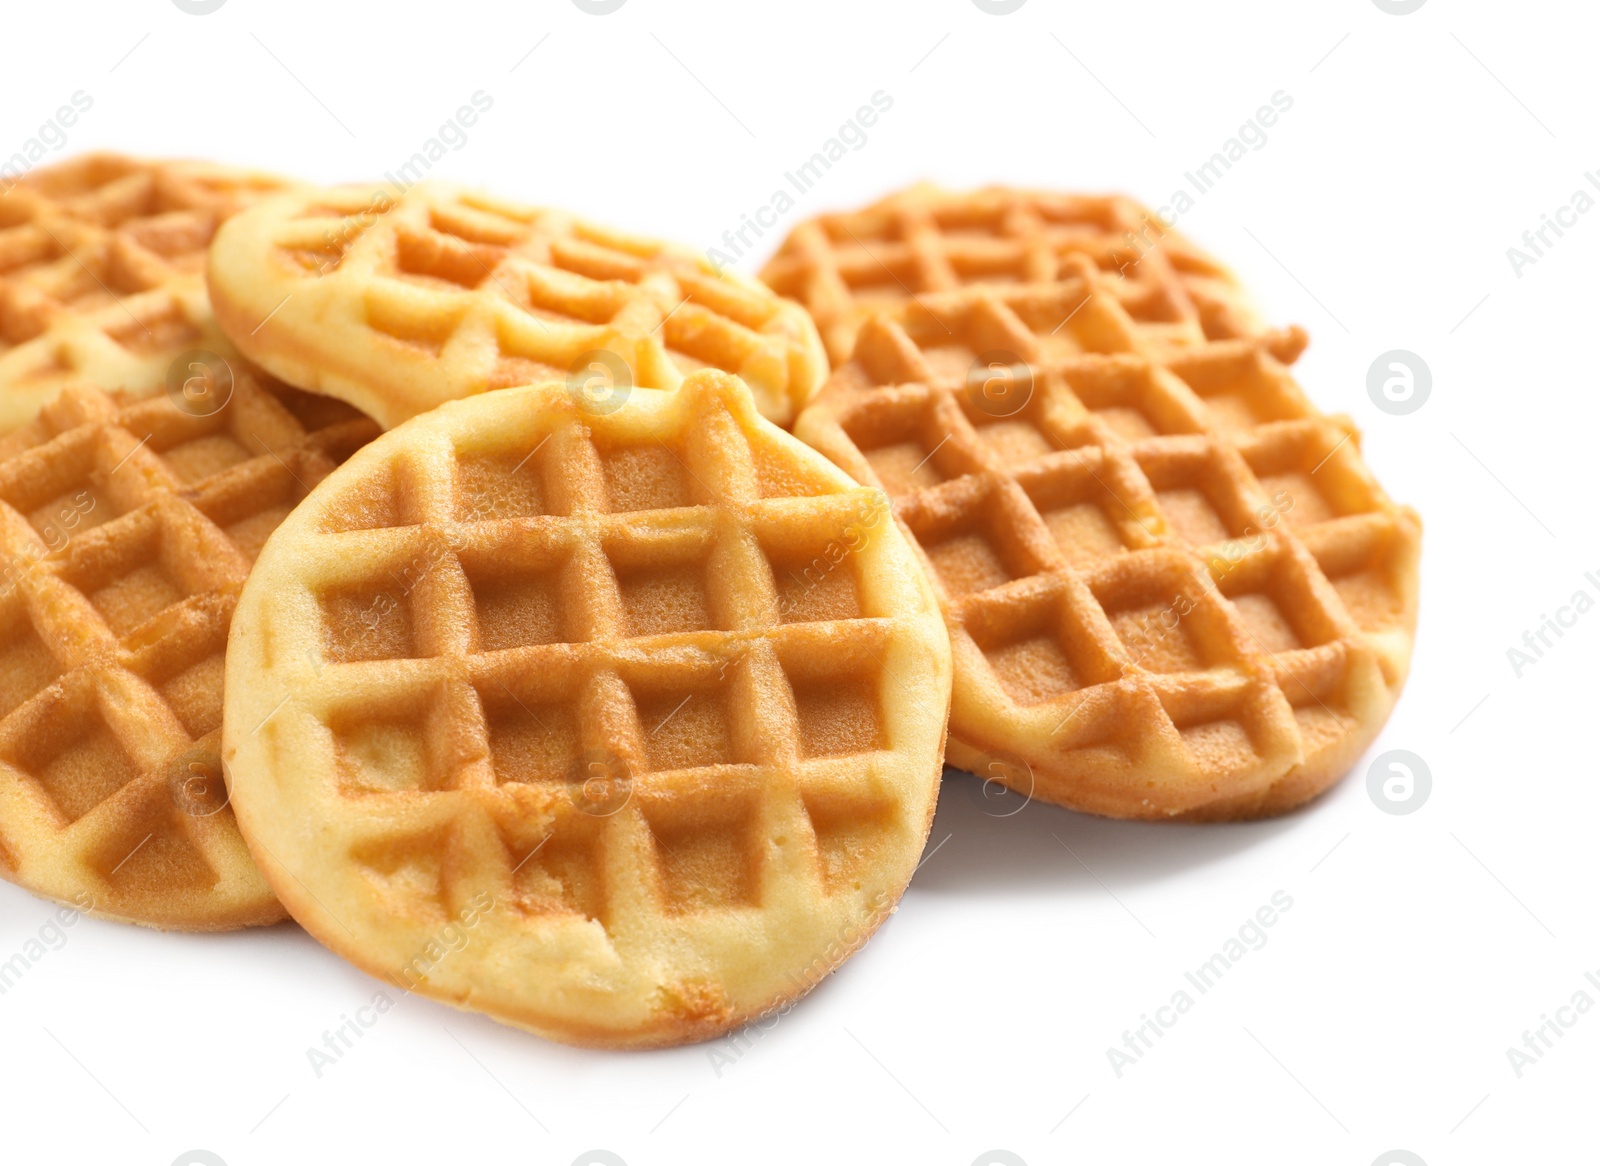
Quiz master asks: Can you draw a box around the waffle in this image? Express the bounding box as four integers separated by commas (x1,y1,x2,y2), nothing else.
761,183,1299,368
0,366,378,929
793,260,1419,820
207,182,830,430
0,153,295,433
222,369,951,1047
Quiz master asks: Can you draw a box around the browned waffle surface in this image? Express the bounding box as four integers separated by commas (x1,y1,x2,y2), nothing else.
0,367,377,928
222,370,950,1047
794,267,1418,821
761,183,1293,368
207,182,829,429
0,153,296,432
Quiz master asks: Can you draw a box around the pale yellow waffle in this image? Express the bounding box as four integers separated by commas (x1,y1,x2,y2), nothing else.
762,183,1297,368
0,366,377,929
794,260,1419,820
222,369,950,1047
0,153,295,433
207,182,829,430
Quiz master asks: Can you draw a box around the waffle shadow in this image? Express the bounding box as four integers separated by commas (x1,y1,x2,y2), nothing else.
911,765,1310,895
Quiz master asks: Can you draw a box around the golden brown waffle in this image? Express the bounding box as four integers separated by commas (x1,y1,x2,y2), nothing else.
794,262,1419,820
762,183,1291,368
0,153,295,432
223,369,950,1047
0,366,377,929
207,182,829,430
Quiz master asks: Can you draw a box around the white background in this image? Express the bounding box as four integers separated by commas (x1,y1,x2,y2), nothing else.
1,2,1594,1163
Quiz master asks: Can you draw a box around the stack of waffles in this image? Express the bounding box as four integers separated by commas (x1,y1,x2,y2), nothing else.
0,155,372,930
0,159,1417,1049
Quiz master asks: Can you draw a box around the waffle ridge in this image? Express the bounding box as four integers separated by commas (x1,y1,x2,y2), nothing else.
761,183,1301,369
794,258,1419,820
207,182,829,428
0,366,377,928
223,369,951,1047
0,154,294,431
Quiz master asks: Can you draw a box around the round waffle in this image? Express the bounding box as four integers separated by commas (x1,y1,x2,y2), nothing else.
761,183,1293,368
793,260,1419,820
222,369,950,1047
0,365,377,929
0,153,295,432
207,182,829,430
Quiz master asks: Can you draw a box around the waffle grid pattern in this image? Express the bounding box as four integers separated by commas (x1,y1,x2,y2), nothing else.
208,183,828,427
0,369,376,928
796,268,1419,819
225,372,947,1045
0,154,292,431
761,184,1287,367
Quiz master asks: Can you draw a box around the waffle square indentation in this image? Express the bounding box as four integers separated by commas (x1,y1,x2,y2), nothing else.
1168,347,1310,433
1021,463,1140,569
512,828,606,922
634,683,735,772
1243,427,1381,531
58,520,197,639
616,563,714,637
319,581,415,663
803,789,895,894
0,605,60,719
760,519,869,625
1091,559,1227,675
782,645,887,759
907,488,1046,599
454,449,546,522
469,566,565,651
645,799,758,913
3,683,138,823
1312,521,1411,636
1065,362,1202,442
1139,450,1256,549
92,799,217,894
483,691,580,786
843,393,971,498
965,590,1103,707
599,443,692,514
332,692,444,794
